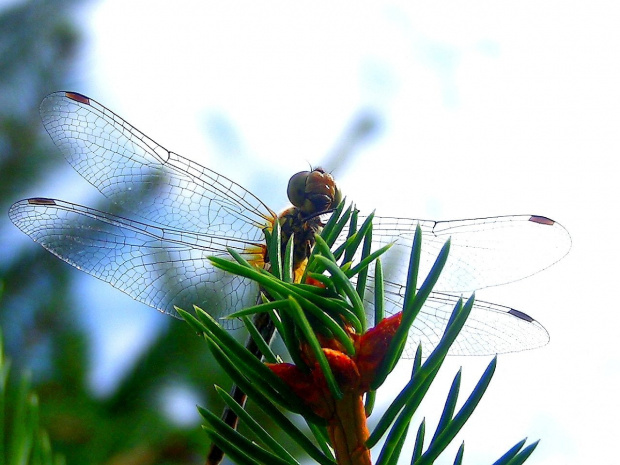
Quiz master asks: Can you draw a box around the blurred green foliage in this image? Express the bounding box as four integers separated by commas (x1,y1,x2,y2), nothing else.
1,328,65,465
0,2,245,464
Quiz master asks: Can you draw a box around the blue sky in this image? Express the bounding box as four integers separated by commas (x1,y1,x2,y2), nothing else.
8,1,620,463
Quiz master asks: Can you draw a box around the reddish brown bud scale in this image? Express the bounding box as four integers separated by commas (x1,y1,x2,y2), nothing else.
266,362,333,419
267,312,403,464
321,349,361,393
304,275,327,288
356,313,402,390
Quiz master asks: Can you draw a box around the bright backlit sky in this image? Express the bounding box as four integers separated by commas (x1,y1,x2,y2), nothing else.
14,1,620,463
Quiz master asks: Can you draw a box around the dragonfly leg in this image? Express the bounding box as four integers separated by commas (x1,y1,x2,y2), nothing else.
206,311,276,465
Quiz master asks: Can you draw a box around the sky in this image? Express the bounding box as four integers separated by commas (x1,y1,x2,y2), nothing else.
10,1,620,463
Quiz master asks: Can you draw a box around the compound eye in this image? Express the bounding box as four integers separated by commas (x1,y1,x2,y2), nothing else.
332,185,342,208
287,171,310,207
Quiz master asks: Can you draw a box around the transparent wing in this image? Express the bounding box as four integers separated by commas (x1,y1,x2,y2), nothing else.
381,284,549,357
39,91,276,235
366,215,572,294
341,214,570,355
9,198,264,325
20,91,571,355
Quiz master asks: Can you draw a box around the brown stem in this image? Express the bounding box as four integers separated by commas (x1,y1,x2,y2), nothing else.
327,392,371,465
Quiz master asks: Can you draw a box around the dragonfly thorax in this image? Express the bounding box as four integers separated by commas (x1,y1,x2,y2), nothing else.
277,206,323,276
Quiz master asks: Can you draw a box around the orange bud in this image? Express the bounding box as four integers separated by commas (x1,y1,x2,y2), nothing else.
355,313,402,391
266,363,333,419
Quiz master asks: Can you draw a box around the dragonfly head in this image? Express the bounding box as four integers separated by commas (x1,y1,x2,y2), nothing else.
287,168,342,217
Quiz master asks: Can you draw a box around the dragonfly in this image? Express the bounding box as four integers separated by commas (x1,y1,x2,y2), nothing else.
9,92,571,360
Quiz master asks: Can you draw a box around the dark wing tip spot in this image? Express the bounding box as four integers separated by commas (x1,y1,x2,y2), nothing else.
529,215,555,226
508,308,535,323
28,198,57,206
65,92,90,105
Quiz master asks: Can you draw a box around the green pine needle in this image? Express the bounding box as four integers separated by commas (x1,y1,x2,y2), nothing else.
190,203,542,465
